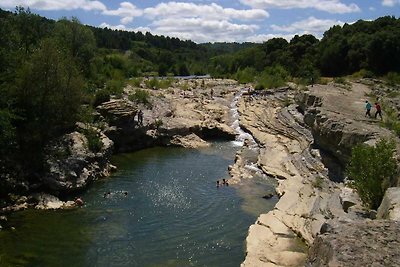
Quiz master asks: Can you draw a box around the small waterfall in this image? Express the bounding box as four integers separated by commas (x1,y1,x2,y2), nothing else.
230,88,257,148
229,88,269,180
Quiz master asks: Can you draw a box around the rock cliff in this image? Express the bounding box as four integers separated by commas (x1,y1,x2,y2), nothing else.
237,82,399,266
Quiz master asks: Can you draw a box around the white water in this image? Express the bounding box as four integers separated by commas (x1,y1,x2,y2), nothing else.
229,88,269,178
230,88,258,148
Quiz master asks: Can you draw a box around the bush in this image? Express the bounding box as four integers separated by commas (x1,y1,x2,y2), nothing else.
128,77,143,87
83,128,103,153
351,69,374,79
333,77,347,84
94,89,111,107
105,79,125,96
129,89,151,106
235,67,257,84
257,65,289,89
254,83,265,90
385,72,400,86
346,139,397,209
144,77,160,89
159,78,173,89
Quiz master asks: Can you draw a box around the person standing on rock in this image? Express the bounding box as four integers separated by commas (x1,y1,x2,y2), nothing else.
365,100,372,117
138,110,144,125
374,102,382,120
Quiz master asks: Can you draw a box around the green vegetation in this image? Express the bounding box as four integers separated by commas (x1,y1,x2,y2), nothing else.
382,105,400,136
256,65,290,89
129,89,151,106
346,139,397,209
385,72,400,86
82,128,103,153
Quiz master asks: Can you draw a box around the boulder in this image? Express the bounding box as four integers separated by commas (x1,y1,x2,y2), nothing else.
43,131,113,193
97,99,138,128
377,187,400,221
306,220,400,266
169,133,210,148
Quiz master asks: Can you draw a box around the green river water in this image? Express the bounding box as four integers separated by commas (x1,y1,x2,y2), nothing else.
0,142,277,267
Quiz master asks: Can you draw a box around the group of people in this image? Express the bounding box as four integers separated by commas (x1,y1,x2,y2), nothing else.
365,100,382,120
216,178,229,187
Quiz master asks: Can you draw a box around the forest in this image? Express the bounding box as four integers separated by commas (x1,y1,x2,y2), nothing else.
0,7,400,192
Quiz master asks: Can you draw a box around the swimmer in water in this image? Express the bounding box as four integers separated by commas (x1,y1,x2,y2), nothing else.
74,197,84,207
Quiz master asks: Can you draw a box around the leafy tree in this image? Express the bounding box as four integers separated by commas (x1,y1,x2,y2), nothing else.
15,38,83,170
346,139,397,209
235,67,257,83
257,65,289,89
54,17,96,74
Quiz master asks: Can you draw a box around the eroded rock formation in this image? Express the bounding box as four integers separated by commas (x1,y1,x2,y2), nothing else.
236,82,399,266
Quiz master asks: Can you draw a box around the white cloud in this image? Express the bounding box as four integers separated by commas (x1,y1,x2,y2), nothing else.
99,22,127,31
246,33,295,43
0,0,106,11
271,16,344,37
102,2,142,25
144,2,269,20
240,0,360,14
382,0,400,6
120,16,133,24
139,2,268,43
150,17,259,43
99,22,150,33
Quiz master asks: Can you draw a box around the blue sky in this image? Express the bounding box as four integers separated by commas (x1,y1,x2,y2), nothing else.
1,0,399,43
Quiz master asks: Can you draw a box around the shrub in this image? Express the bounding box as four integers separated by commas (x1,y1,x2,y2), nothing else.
385,72,400,86
382,106,400,136
351,69,374,79
235,67,257,84
129,89,151,106
105,79,125,96
159,78,173,89
83,128,103,153
94,89,111,107
254,83,265,90
257,65,289,89
144,77,159,89
333,77,347,84
128,78,143,87
346,139,397,209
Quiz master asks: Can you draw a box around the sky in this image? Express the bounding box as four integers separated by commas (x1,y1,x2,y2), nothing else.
0,0,399,43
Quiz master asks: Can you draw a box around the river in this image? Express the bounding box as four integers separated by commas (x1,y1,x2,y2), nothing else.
0,142,277,267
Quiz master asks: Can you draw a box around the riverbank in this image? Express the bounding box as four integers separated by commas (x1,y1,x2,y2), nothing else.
233,80,400,266
0,78,240,221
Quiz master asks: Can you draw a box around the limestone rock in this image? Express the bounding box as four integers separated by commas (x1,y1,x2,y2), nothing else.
339,187,360,212
169,133,210,148
306,220,400,266
97,99,138,128
34,193,75,210
377,187,400,221
43,131,113,193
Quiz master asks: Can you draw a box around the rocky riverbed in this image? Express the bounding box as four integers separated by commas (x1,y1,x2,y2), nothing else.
232,80,400,266
0,78,239,216
2,78,400,267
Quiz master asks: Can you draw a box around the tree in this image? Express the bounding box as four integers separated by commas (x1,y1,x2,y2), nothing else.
54,17,96,74
15,38,84,171
346,139,397,210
